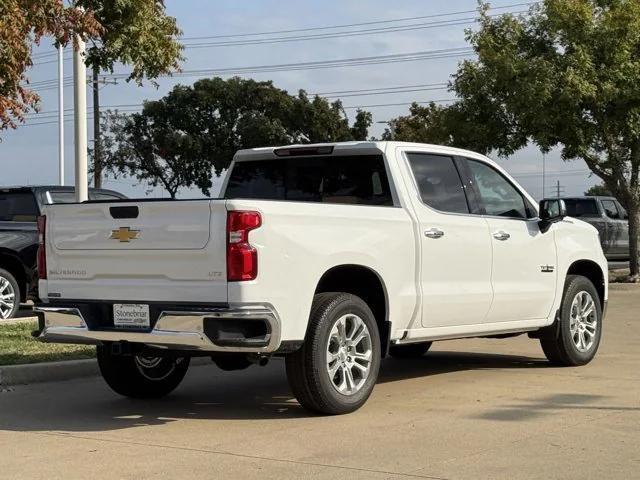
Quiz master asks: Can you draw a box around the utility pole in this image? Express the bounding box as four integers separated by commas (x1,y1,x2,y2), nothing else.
91,73,117,189
552,180,565,199
74,35,88,202
58,44,64,186
92,67,101,189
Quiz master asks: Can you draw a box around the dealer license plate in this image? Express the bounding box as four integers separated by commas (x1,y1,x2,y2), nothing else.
113,304,150,329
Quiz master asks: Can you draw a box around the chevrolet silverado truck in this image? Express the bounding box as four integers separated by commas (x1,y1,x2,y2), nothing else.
34,142,608,414
0,186,126,319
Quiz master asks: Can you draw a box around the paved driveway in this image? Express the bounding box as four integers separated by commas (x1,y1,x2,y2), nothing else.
1,285,638,479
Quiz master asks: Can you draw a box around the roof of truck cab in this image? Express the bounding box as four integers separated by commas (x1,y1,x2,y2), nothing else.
234,141,493,162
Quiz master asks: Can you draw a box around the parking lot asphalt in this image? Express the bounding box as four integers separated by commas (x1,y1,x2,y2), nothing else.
0,284,638,480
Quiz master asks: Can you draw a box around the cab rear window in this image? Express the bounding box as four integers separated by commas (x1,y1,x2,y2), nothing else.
564,199,600,217
225,155,393,206
0,192,38,222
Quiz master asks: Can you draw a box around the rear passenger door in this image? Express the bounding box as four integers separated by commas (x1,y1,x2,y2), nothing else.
403,152,494,328
461,158,557,322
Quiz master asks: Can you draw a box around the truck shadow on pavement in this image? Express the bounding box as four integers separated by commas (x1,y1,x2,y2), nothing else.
0,350,624,433
472,392,640,422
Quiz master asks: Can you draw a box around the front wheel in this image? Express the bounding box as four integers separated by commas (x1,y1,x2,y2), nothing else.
97,345,190,398
286,293,381,415
539,275,603,366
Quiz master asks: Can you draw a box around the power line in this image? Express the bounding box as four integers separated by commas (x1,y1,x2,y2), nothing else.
343,99,456,109
17,97,459,127
182,13,528,49
313,82,447,96
104,48,474,80
26,48,472,92
28,2,536,63
26,82,454,119
181,2,538,40
512,170,592,178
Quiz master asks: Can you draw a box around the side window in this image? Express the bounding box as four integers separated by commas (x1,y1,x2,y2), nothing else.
601,200,621,219
407,153,469,214
466,160,529,219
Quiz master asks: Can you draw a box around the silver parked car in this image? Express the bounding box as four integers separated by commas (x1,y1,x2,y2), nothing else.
551,196,629,260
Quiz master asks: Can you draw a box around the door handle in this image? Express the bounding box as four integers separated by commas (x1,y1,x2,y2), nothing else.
493,230,511,241
424,228,445,239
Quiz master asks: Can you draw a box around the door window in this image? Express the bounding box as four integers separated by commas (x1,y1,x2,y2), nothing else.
406,153,469,214
466,160,529,219
601,200,621,219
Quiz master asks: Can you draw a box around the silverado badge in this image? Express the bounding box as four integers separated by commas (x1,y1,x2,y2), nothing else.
110,227,140,242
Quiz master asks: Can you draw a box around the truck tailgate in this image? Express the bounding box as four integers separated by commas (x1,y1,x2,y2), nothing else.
43,200,228,303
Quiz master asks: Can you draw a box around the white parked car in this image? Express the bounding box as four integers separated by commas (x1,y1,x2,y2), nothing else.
35,142,608,414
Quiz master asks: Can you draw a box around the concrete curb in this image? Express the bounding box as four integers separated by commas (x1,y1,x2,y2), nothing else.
0,356,212,387
0,359,99,387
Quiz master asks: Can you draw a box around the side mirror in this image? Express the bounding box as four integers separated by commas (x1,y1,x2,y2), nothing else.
539,199,567,232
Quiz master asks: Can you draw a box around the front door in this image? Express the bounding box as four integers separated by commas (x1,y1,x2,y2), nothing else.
463,158,558,322
403,152,494,328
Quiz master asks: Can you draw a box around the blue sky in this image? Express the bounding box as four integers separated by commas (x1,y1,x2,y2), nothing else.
1,0,599,199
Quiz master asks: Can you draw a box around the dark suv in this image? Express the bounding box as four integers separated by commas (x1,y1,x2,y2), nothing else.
553,196,629,260
0,186,126,319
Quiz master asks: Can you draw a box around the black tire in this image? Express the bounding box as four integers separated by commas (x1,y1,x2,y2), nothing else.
389,342,432,359
285,293,381,415
0,267,20,320
96,345,190,398
539,275,603,366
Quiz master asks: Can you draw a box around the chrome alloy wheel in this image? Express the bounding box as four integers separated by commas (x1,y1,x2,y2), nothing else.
134,355,180,381
0,275,16,319
326,314,373,395
569,291,598,353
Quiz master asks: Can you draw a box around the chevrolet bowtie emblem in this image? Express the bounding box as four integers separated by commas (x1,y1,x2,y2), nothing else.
110,227,140,242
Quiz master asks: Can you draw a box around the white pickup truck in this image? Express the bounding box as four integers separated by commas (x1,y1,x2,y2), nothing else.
35,142,607,414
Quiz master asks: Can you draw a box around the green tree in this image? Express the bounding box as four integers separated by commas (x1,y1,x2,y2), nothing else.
77,0,183,188
387,0,640,279
0,0,99,132
99,77,372,198
585,184,613,197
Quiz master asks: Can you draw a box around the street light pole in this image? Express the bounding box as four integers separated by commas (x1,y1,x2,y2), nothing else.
542,152,546,200
73,35,88,202
58,44,64,186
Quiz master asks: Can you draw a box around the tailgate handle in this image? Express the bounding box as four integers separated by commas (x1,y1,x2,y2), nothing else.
110,206,139,219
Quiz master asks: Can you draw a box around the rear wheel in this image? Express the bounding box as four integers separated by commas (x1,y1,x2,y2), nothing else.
539,275,603,366
389,342,432,359
286,293,381,415
0,268,20,320
97,345,190,398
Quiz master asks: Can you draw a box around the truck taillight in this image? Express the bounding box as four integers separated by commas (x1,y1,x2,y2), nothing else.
37,215,47,280
227,211,261,281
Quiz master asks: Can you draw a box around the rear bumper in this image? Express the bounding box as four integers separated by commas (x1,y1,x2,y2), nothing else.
34,304,281,353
